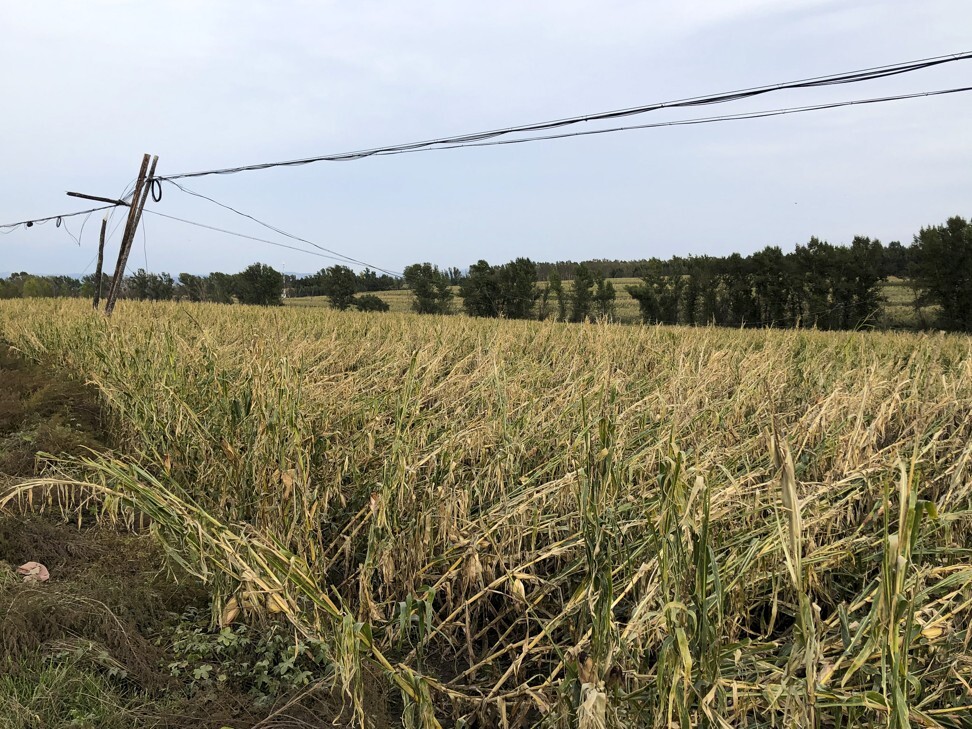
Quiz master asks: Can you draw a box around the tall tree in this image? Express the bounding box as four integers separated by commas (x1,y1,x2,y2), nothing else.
911,215,972,331
569,264,594,322
404,263,453,315
750,246,791,327
626,259,667,324
21,276,56,298
460,260,501,317
206,272,236,304
722,253,758,326
145,272,175,301
548,270,567,321
496,258,538,319
592,272,616,319
320,265,358,310
234,263,284,306
177,273,206,302
845,236,885,328
126,269,152,300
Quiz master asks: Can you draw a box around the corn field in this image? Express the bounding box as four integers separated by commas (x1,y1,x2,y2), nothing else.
2,298,972,728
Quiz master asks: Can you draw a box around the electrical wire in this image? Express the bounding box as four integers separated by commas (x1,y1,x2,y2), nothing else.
143,209,404,274
162,179,402,276
370,86,972,156
0,177,138,234
147,84,971,284
59,213,91,247
156,51,972,180
79,251,99,277
0,204,119,231
4,54,969,233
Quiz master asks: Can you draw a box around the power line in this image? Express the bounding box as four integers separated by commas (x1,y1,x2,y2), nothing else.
156,51,972,180
143,208,403,275
0,177,138,234
0,204,121,231
139,85,969,284
3,52,969,262
59,215,86,246
370,86,972,156
161,179,403,276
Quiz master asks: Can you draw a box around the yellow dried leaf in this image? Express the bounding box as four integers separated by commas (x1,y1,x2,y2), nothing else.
221,596,240,626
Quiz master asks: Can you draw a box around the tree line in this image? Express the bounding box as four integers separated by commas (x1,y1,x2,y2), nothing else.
396,215,971,331
625,236,885,329
2,215,969,331
533,239,913,282
0,263,287,307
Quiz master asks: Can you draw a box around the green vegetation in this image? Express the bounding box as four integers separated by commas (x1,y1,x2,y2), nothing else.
910,215,972,331
2,299,972,726
317,265,359,310
403,263,454,314
460,258,539,319
233,263,284,306
5,214,971,332
625,237,886,329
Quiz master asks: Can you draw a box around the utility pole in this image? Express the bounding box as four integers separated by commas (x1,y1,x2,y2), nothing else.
66,152,160,316
91,215,108,309
104,153,159,316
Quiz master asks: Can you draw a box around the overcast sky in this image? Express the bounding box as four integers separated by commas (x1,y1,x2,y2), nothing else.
1,1,970,276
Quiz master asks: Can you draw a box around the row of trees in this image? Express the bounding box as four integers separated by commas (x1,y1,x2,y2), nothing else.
396,216,970,331
0,273,84,299
288,267,403,298
626,236,884,329
310,265,391,311
124,264,287,306
399,259,618,322
2,215,968,330
0,264,287,307
534,239,914,282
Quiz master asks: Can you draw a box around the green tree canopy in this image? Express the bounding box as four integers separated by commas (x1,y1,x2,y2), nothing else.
404,263,453,315
911,215,972,331
320,265,358,311
569,264,594,323
234,263,283,306
353,294,390,312
460,260,501,318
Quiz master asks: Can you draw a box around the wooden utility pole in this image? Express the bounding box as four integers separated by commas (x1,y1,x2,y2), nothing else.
104,153,159,316
92,216,108,309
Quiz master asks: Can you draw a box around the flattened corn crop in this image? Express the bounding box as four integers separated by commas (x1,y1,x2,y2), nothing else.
2,298,972,727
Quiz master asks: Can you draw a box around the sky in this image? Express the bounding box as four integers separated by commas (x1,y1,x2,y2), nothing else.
1,1,970,277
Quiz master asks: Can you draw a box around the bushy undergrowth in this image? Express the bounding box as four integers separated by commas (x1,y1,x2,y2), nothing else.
166,607,333,704
2,299,972,727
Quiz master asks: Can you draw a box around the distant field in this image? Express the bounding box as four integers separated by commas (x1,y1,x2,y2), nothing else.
881,276,938,329
287,287,415,314
288,276,929,328
287,278,655,323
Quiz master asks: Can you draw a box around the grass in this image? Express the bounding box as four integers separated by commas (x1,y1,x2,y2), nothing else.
1,299,971,727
